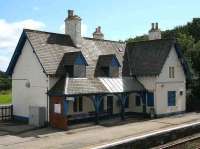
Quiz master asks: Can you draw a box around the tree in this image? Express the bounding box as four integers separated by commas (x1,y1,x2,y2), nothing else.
126,35,148,43
188,18,200,42
176,33,195,54
193,40,200,51
191,51,200,98
0,71,11,91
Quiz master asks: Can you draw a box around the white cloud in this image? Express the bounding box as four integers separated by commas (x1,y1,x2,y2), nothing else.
59,23,88,36
0,19,45,71
0,55,10,71
81,23,87,36
0,19,45,50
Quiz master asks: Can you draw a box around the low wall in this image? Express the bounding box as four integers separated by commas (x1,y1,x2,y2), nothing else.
94,122,200,149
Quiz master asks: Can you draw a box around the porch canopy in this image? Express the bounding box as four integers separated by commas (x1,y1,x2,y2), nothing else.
48,77,145,122
49,77,144,96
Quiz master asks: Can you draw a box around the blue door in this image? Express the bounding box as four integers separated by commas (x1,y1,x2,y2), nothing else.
147,92,154,106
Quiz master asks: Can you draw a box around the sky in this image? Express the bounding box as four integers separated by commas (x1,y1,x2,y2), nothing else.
0,0,200,71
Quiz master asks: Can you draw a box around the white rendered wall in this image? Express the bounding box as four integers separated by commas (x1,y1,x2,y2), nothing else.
136,46,186,115
155,46,186,115
12,40,48,119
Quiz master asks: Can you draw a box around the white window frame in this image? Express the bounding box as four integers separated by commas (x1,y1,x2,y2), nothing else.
169,66,175,78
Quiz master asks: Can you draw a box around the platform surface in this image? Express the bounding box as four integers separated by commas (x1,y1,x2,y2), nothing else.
0,112,200,149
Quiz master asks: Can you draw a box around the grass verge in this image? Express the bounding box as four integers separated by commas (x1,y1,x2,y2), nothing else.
0,90,11,104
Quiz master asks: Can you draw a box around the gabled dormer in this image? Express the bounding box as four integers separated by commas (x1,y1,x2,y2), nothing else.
57,51,88,77
95,54,121,77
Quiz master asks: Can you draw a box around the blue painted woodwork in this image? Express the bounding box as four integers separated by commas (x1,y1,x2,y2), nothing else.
147,92,154,106
63,99,68,115
74,54,88,65
140,91,146,105
111,57,121,67
91,95,104,113
14,115,29,122
168,91,176,106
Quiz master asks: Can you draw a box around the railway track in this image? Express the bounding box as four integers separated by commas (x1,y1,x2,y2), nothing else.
152,133,200,149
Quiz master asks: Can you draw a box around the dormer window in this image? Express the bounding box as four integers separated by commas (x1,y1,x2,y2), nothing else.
63,51,88,78
95,54,121,77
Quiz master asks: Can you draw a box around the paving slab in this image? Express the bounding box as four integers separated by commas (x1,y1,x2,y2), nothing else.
0,121,36,134
0,112,199,149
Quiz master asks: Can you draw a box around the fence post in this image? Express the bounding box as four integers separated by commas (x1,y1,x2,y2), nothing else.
11,105,13,120
0,105,13,120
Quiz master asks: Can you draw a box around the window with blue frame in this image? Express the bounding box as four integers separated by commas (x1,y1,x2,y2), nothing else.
147,92,154,106
168,91,176,106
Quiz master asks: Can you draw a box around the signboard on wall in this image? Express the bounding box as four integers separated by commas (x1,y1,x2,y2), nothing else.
66,97,75,101
54,104,61,114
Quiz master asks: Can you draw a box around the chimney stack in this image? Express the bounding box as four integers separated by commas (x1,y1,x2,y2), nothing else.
93,26,104,40
148,22,161,40
65,10,82,47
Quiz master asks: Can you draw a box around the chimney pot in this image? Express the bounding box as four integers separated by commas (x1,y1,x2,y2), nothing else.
151,23,155,30
93,26,104,40
155,23,158,30
97,26,101,32
68,10,74,18
148,22,161,40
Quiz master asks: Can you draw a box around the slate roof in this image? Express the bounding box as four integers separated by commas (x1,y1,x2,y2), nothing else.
23,29,125,77
126,39,175,76
49,77,144,96
6,29,189,96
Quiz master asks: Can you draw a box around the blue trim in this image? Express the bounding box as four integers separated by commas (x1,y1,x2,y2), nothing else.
111,56,121,67
168,91,176,106
92,95,104,113
174,43,191,80
147,92,154,106
14,115,29,122
6,29,48,76
63,100,68,115
6,31,26,75
156,111,185,118
140,91,146,105
74,54,88,65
